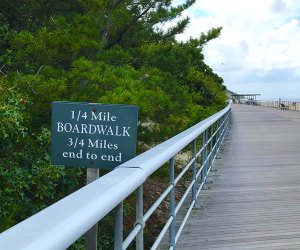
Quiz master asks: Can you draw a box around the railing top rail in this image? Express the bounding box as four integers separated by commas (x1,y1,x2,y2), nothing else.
0,101,231,250
118,101,232,176
0,168,147,250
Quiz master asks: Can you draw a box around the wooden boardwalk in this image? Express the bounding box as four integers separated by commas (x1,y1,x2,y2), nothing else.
176,104,300,249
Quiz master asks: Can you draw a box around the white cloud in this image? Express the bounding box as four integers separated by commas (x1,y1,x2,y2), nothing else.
177,0,300,98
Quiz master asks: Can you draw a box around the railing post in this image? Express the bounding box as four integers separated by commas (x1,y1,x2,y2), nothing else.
220,115,225,145
221,114,226,142
205,128,209,177
114,202,123,250
192,139,198,208
136,185,144,250
205,129,208,177
201,131,206,184
216,119,221,155
224,112,229,135
224,112,230,138
169,157,176,249
227,111,231,134
210,125,213,168
218,118,223,155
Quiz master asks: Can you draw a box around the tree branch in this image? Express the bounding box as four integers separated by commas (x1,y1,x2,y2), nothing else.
101,0,124,42
0,64,7,76
107,0,156,48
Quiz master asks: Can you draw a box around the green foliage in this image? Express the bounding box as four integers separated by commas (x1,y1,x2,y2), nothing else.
0,0,83,31
0,2,227,247
0,80,83,231
0,82,28,149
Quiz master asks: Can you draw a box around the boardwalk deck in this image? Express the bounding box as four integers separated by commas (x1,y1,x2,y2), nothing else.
175,104,300,249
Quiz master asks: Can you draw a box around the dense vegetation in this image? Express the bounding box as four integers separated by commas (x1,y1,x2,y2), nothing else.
0,0,227,242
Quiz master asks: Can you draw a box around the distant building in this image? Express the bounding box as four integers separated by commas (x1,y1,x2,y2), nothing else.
231,94,261,104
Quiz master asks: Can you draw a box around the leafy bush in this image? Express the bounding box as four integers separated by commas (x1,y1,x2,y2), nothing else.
0,81,83,231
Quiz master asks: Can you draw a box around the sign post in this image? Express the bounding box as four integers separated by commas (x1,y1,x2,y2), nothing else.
51,102,138,249
85,168,99,250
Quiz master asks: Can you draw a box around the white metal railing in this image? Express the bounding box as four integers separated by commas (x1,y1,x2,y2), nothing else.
240,99,300,111
0,101,232,250
257,100,300,111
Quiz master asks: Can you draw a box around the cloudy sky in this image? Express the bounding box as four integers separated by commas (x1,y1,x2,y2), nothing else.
175,0,300,99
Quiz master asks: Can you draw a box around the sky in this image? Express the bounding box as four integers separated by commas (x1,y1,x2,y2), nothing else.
174,0,300,99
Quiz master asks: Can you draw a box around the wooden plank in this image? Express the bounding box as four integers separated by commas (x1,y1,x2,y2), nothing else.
165,105,300,249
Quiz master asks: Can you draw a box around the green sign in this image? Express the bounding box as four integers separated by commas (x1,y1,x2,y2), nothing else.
51,102,138,169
